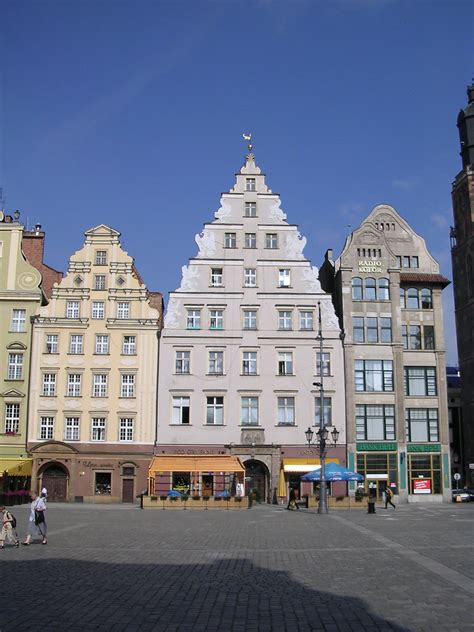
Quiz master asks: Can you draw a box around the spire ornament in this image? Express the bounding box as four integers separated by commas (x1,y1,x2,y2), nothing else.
242,132,254,158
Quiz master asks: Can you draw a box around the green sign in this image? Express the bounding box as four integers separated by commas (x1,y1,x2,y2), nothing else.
356,442,397,452
407,444,441,453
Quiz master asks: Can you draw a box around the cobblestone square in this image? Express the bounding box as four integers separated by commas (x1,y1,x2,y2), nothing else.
1,502,473,631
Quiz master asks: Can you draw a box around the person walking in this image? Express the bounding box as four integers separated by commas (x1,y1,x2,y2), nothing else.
0,505,19,549
287,487,299,510
385,486,396,509
22,492,47,545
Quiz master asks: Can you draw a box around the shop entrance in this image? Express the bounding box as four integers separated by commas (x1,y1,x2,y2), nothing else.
41,464,68,502
202,475,213,497
244,459,268,503
365,479,389,501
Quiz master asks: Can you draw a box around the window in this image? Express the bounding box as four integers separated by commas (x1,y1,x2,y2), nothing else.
95,471,111,494
186,309,201,329
116,302,130,319
421,288,432,309
95,250,107,265
65,417,80,441
66,301,80,319
224,232,237,248
93,374,108,397
355,360,394,392
404,367,437,396
94,274,106,290
175,350,190,374
208,351,223,375
67,373,82,397
352,277,363,300
95,335,109,354
352,317,365,342
5,403,20,434
172,396,190,424
206,396,224,425
278,352,293,376
40,416,54,440
397,255,419,269
45,334,58,354
366,317,378,343
11,309,26,332
407,288,419,309
42,373,56,397
210,268,223,287
378,278,390,300
69,335,83,354
91,417,106,441
402,325,421,350
424,326,435,350
365,278,376,300
245,233,257,248
122,335,136,355
278,269,290,287
243,309,257,330
406,408,439,442
403,256,411,268
210,309,224,329
241,396,258,425
120,374,135,397
119,418,134,442
316,352,331,376
242,351,257,375
278,310,292,330
246,178,256,191
299,311,313,331
244,268,257,287
7,353,23,380
380,318,392,343
245,201,257,217
91,301,105,319
315,397,332,426
356,405,395,440
411,256,419,268
278,397,295,425
408,454,441,494
401,288,432,310
265,233,278,249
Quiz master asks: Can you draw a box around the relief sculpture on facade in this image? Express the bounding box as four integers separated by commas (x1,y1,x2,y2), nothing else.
214,198,232,222
195,228,217,257
164,297,181,328
268,200,287,223
301,266,322,293
178,264,199,291
284,231,307,259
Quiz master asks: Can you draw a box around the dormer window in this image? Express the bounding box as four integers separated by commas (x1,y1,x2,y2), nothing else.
246,178,256,192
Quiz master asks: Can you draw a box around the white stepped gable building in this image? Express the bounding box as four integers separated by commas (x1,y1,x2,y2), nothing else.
157,150,346,502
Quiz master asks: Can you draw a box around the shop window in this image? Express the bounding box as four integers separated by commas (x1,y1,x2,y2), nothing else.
408,454,441,495
95,472,111,495
172,472,190,494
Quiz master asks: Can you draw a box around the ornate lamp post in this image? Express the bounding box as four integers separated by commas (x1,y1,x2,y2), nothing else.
305,301,339,514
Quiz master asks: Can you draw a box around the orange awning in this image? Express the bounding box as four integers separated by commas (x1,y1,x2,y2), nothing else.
283,458,339,473
149,455,245,475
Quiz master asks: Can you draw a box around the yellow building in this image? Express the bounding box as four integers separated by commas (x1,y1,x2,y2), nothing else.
27,225,162,502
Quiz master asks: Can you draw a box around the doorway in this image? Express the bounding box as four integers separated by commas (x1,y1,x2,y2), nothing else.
244,460,268,503
41,464,68,502
122,478,134,503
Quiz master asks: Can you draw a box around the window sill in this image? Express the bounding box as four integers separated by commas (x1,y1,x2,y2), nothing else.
66,394,82,398
169,423,192,426
119,396,136,399
4,379,24,382
239,424,260,428
1,432,21,436
174,373,191,376
121,353,137,357
207,373,225,377
9,330,26,334
40,394,57,398
241,374,259,377
44,352,59,355
276,374,294,377
276,424,297,427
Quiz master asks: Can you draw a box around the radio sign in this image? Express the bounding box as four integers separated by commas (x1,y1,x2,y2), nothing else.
358,260,383,273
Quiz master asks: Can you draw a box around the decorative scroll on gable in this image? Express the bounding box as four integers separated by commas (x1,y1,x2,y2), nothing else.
195,229,217,258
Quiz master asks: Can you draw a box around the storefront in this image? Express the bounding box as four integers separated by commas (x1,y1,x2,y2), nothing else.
407,444,448,500
355,443,398,501
281,457,344,501
148,455,245,497
0,458,32,503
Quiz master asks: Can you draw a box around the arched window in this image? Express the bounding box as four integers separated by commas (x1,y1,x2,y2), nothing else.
365,278,376,300
400,288,406,309
420,288,432,309
407,288,419,309
352,277,363,300
378,278,390,301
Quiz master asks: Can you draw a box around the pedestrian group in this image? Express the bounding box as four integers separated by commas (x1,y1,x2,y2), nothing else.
0,489,48,549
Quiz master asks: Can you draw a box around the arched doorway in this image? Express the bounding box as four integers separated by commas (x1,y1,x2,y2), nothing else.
244,460,269,503
40,463,68,502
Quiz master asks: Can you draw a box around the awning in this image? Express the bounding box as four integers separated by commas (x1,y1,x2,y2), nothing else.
283,458,339,473
0,459,33,476
149,455,245,475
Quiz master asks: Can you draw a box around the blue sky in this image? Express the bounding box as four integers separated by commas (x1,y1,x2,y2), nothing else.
1,0,472,364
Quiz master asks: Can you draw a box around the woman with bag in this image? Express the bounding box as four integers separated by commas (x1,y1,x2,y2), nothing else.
22,492,47,545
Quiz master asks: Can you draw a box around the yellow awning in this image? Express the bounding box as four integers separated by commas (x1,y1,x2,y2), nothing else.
283,458,339,473
278,468,287,496
149,455,245,475
0,459,33,476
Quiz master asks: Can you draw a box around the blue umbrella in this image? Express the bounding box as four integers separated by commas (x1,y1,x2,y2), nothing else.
301,462,364,482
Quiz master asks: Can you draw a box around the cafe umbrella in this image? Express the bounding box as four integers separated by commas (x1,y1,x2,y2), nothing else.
300,462,365,482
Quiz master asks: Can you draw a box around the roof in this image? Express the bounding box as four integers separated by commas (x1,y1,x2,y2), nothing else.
149,455,245,474
147,291,164,313
400,272,450,287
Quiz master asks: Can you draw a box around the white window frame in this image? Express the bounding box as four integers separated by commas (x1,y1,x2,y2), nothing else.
244,201,257,217
299,311,313,331
119,418,134,442
175,350,190,374
95,250,107,265
210,309,224,330
94,274,106,290
92,374,108,398
7,353,23,380
172,396,190,425
246,178,256,192
315,397,332,426
116,302,130,319
45,334,58,354
245,233,257,248
316,352,331,377
278,269,291,287
210,268,223,287
206,396,224,425
244,268,257,287
278,352,293,376
224,232,237,248
69,334,83,354
278,397,295,426
65,416,80,441
11,309,26,332
265,233,278,249
91,301,105,319
120,374,135,398
241,396,259,426
5,403,20,434
42,373,57,397
278,310,293,330
243,309,257,330
39,415,54,440
67,373,82,397
95,334,109,355
122,335,136,355
91,417,106,441
242,351,257,375
66,301,80,319
208,351,223,375
186,309,201,329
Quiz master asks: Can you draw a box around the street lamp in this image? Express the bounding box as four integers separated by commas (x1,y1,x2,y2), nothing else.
305,301,339,514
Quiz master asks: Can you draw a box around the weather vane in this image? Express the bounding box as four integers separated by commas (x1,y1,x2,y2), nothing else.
242,132,253,154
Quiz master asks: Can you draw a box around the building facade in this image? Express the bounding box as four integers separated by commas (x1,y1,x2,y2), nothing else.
320,204,451,502
156,148,345,502
0,213,48,487
451,82,474,486
27,225,163,502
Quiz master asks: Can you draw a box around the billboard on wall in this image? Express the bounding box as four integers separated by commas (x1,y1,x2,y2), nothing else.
413,479,431,494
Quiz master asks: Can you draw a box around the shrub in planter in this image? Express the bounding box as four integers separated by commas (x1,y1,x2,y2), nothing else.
151,496,158,501
214,496,222,501
234,497,243,502
191,495,201,500
180,495,189,501
159,495,167,501
169,496,178,502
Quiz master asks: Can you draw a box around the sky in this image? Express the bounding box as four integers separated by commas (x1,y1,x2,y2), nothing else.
1,0,473,365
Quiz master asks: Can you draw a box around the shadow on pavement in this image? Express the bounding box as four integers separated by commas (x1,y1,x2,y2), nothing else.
1,557,408,631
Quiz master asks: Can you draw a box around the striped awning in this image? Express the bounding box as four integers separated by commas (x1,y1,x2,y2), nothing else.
283,458,339,473
149,455,245,475
0,459,33,476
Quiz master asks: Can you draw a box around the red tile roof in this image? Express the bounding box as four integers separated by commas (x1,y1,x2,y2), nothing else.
400,272,450,287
